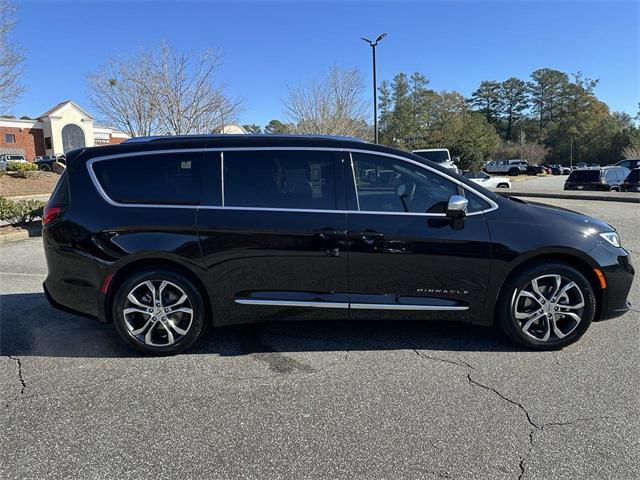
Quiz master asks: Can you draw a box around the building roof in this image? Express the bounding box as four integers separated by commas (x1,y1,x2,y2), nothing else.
38,100,94,120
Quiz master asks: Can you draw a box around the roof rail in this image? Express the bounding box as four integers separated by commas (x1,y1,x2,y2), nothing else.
121,133,366,144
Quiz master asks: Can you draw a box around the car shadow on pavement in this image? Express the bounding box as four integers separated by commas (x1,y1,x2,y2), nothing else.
1,292,520,358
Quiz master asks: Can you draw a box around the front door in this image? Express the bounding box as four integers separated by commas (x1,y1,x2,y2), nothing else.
197,148,349,325
346,151,493,323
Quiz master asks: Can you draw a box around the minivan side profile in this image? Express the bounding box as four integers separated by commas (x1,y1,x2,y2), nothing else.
42,135,634,355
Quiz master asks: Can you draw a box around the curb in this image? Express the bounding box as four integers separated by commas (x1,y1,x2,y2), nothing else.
500,191,640,204
0,226,42,245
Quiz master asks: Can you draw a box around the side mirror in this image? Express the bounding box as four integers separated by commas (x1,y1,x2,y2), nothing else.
446,195,468,219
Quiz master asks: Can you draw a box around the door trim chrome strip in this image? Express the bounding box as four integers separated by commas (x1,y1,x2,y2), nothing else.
234,299,349,309
350,303,469,311
234,299,468,311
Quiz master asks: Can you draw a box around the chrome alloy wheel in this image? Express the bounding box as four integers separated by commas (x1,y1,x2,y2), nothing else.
512,274,585,342
123,280,194,347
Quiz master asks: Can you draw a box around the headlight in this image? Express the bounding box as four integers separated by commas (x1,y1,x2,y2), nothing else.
599,231,621,248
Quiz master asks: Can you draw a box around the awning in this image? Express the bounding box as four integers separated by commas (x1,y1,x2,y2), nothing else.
0,147,26,156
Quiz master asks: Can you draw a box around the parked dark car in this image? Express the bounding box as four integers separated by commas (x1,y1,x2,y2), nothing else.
620,168,640,192
564,166,631,191
34,155,66,171
42,135,634,355
526,165,544,176
615,159,640,170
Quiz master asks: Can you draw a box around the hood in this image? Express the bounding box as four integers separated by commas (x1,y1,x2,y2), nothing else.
500,196,614,234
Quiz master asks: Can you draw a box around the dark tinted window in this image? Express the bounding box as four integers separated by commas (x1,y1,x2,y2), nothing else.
93,152,203,205
223,150,337,210
413,150,449,163
626,169,639,182
352,153,458,214
567,170,599,182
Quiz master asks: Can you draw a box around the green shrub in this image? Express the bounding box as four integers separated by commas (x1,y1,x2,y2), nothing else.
0,195,46,225
6,161,39,178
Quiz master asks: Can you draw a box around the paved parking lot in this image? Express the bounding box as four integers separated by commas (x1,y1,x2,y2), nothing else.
1,198,638,479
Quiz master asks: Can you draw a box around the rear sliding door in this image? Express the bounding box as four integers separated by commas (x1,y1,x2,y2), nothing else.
197,148,349,325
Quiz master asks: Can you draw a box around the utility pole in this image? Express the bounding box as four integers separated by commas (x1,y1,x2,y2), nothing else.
361,33,387,143
570,137,573,168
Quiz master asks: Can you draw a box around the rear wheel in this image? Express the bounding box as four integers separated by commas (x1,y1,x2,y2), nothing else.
112,268,207,355
610,186,620,192
497,183,510,188
39,164,51,171
497,262,596,350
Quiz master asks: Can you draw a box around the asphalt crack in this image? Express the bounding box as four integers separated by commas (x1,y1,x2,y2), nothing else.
413,349,475,370
467,374,539,479
7,355,26,396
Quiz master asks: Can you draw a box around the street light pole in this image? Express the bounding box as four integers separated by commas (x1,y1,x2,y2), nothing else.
362,33,387,144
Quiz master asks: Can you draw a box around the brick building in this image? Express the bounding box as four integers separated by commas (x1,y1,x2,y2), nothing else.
0,100,129,161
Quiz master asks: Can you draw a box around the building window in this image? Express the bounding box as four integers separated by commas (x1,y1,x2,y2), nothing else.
44,137,52,149
4,133,15,143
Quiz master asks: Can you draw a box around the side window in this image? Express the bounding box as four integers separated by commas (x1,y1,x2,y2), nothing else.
351,153,459,214
465,190,491,213
223,150,337,210
92,152,203,205
604,169,617,182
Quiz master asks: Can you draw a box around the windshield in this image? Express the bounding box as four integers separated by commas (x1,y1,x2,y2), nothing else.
413,150,450,163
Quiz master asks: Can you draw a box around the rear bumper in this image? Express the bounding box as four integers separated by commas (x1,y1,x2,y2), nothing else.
43,232,107,322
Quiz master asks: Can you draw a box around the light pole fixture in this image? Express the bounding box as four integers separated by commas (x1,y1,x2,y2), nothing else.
361,33,387,144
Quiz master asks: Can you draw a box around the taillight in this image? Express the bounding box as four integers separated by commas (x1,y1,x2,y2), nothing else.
42,204,63,225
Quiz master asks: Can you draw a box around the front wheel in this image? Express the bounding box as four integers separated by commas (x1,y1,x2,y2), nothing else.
497,263,596,350
112,268,207,355
39,164,51,171
508,168,519,176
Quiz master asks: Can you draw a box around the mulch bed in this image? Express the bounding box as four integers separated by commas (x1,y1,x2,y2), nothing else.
0,171,61,197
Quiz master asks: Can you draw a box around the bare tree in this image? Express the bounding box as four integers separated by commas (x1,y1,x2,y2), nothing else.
0,0,25,113
87,49,159,137
87,42,241,136
284,66,369,138
153,43,241,135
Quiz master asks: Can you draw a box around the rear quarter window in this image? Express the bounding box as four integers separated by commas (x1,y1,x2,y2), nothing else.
92,152,203,205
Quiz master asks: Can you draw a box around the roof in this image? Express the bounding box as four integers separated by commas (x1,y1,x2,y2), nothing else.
38,100,94,120
78,134,402,162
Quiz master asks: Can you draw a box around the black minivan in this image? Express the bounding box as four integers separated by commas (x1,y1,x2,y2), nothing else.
42,135,634,354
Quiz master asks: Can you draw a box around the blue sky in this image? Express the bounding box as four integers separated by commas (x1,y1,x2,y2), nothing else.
13,0,640,127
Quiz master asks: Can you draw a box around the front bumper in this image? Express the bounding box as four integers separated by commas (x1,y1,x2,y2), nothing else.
597,253,635,321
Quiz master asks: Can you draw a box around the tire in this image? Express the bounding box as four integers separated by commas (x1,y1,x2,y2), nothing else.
508,168,519,176
497,262,596,350
497,183,510,189
39,164,51,171
610,187,619,192
112,268,207,355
